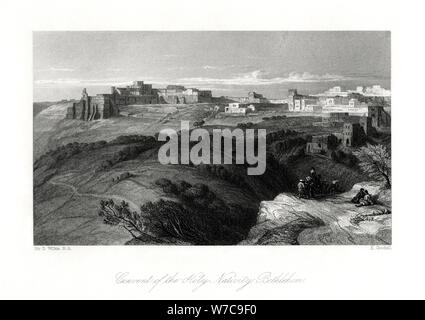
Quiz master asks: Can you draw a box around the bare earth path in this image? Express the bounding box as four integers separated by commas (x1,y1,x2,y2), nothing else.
48,177,140,212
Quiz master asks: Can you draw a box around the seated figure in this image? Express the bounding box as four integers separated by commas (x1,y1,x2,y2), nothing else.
351,188,366,204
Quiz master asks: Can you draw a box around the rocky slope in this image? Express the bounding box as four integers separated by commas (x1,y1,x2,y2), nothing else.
241,182,391,245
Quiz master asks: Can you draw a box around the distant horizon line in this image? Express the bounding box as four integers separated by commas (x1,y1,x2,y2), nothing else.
32,83,391,103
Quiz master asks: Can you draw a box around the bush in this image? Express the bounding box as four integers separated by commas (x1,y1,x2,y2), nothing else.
192,197,210,208
145,199,256,244
207,198,226,213
174,180,192,193
35,135,158,172
237,122,254,129
331,149,358,168
162,183,179,194
198,164,249,189
155,178,172,187
270,115,286,120
99,188,257,244
156,179,214,205
182,184,208,200
110,135,156,145
95,136,158,171
193,183,209,196
193,120,205,127
347,154,358,167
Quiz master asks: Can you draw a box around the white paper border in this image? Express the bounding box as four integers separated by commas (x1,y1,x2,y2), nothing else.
1,0,424,300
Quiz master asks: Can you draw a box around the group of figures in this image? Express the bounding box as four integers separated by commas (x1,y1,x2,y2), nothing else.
297,169,376,208
350,188,374,207
297,167,339,199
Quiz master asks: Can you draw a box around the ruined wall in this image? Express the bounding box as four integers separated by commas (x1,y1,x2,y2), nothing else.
158,94,181,104
343,123,367,147
198,91,212,103
359,116,372,136
368,106,391,128
65,104,76,119
66,95,119,121
75,100,86,120
158,93,193,104
114,94,158,106
88,96,103,120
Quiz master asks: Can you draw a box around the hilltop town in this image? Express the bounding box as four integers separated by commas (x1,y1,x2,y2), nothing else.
65,81,212,121
64,80,391,156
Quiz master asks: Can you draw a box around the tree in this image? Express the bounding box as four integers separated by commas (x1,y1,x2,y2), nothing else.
354,144,391,188
98,199,144,238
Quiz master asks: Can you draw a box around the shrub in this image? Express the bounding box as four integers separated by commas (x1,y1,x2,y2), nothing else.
36,135,158,172
331,149,358,168
99,194,257,245
95,136,158,171
174,180,192,193
192,197,210,208
155,178,172,187
207,198,226,213
193,183,209,196
162,183,178,194
193,120,205,127
182,184,209,200
236,122,254,129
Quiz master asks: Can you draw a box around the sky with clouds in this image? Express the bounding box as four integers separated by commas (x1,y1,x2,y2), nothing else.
33,31,390,101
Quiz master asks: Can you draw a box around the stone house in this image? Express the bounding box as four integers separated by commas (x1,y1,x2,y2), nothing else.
224,103,255,115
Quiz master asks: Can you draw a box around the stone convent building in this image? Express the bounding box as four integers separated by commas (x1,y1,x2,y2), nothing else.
66,81,213,121
65,88,120,121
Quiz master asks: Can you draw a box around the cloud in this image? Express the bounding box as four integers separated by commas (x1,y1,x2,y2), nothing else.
284,72,348,82
33,70,353,90
202,64,253,71
34,76,170,88
34,78,132,87
176,70,351,86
